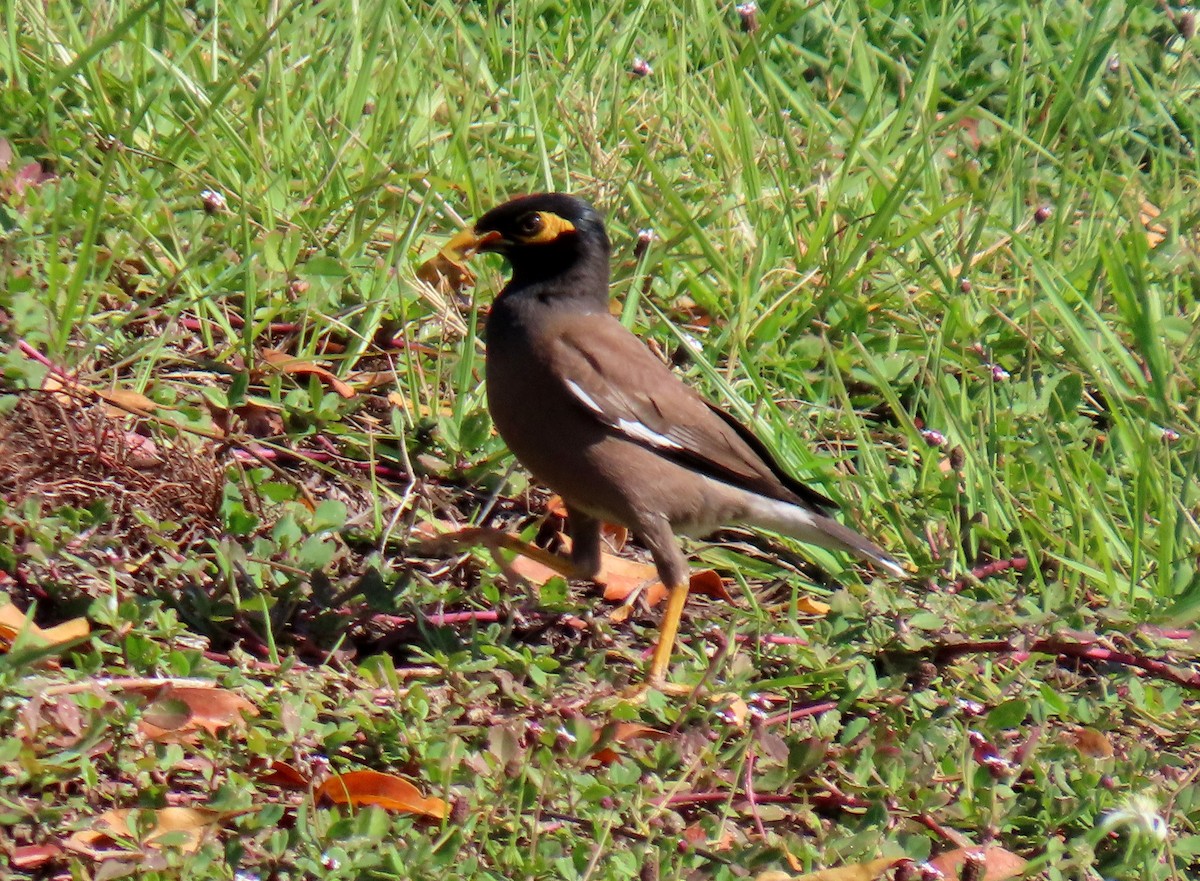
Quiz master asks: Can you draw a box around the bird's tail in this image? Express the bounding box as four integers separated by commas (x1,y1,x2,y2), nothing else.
741,495,906,578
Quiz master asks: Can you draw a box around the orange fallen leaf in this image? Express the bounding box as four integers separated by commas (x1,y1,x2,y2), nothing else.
414,525,728,611
412,398,456,419
138,686,258,741
508,551,579,587
593,721,670,765
0,600,90,650
66,807,221,858
260,348,355,399
688,568,734,602
315,770,448,819
796,596,831,615
598,554,669,606
928,846,1026,881
681,822,735,851
601,562,729,607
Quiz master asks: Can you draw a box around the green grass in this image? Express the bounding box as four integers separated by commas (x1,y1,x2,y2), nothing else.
2,0,1199,878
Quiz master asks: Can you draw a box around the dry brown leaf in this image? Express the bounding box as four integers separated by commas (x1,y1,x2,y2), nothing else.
10,843,64,870
256,759,311,790
410,518,463,544
260,348,355,399
715,693,750,727
928,846,1026,881
416,227,496,295
66,807,222,858
508,551,579,587
0,600,90,650
608,604,634,624
40,373,77,406
316,769,448,819
756,857,901,881
414,399,456,419
1068,726,1115,759
417,249,477,293
98,387,158,416
349,370,399,392
124,433,163,468
138,686,257,741
314,336,346,355
1139,200,1167,248
602,523,629,550
229,401,284,438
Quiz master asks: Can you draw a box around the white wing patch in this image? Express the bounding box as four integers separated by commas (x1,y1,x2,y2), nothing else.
564,379,603,414
616,418,683,450
564,379,682,451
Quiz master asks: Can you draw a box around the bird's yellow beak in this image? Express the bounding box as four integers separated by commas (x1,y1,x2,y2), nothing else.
444,227,504,258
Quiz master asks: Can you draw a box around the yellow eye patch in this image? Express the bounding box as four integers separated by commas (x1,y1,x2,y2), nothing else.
521,211,576,244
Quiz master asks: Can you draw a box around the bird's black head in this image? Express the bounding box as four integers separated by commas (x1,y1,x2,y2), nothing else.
472,193,611,301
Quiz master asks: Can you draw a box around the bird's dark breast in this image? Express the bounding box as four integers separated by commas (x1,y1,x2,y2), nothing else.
485,298,621,521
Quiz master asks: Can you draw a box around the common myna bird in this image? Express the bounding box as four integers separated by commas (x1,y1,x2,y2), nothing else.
451,193,904,688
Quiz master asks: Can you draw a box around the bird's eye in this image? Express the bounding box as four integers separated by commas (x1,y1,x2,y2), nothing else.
516,212,545,237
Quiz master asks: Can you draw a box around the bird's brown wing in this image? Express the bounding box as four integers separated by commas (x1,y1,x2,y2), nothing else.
547,317,836,514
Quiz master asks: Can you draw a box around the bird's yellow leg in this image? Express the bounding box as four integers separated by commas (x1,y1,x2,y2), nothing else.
645,580,692,694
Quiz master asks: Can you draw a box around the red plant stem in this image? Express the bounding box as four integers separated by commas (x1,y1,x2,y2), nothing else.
202,651,288,672
356,609,580,630
1140,627,1194,641
383,337,442,356
232,446,410,480
764,700,838,728
175,312,299,334
933,637,1200,689
947,556,1029,593
751,634,810,646
744,749,767,839
656,789,871,811
16,339,74,378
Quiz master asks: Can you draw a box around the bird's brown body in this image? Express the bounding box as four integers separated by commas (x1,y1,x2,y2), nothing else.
461,193,903,687
489,304,751,588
